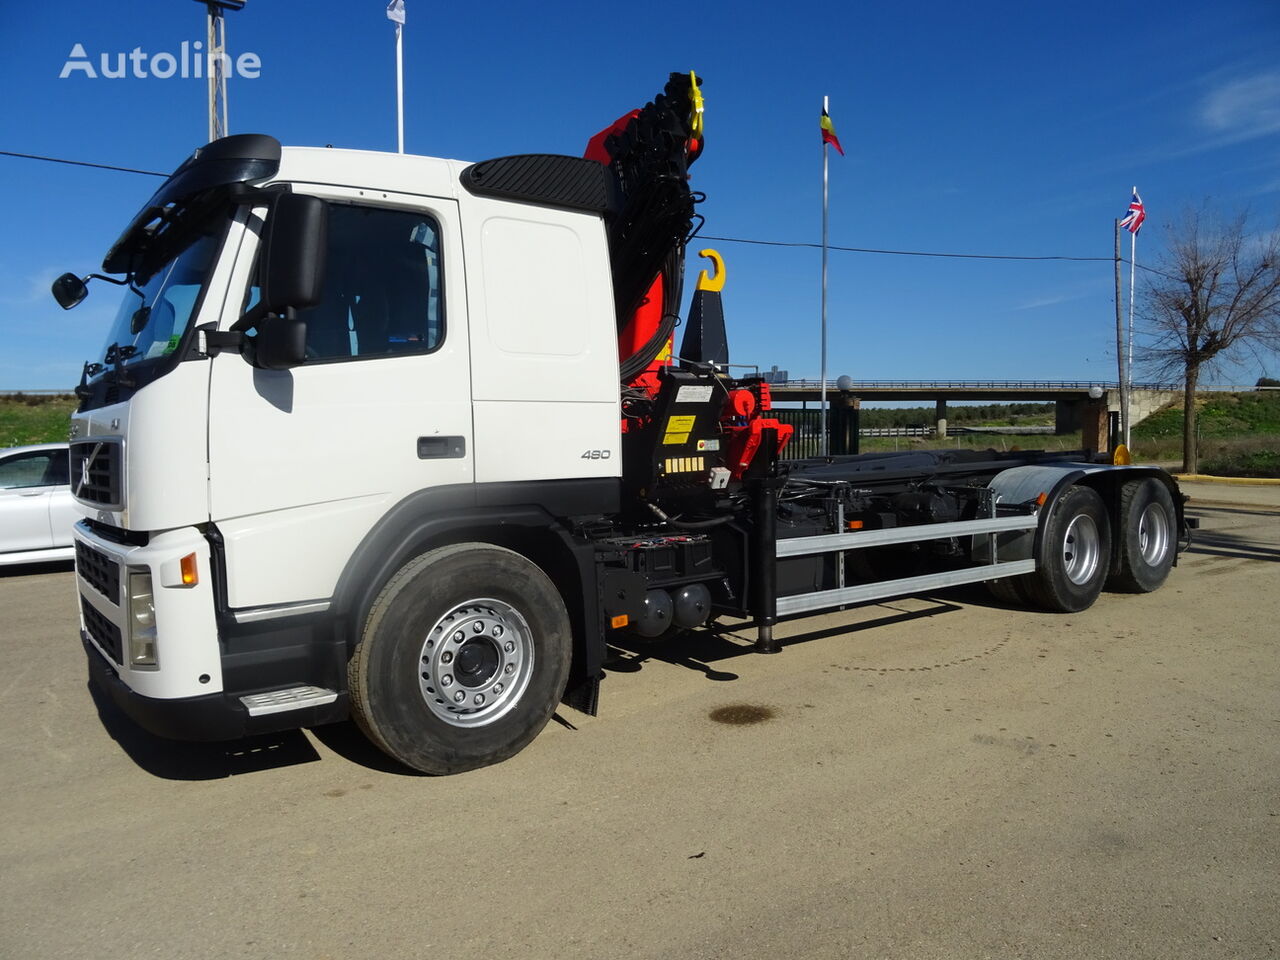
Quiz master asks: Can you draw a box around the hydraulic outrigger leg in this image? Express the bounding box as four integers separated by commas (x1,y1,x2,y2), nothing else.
752,428,781,654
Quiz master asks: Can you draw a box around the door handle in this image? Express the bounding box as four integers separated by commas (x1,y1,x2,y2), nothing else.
417,436,466,459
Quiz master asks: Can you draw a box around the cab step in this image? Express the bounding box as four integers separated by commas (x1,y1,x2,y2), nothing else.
240,686,339,717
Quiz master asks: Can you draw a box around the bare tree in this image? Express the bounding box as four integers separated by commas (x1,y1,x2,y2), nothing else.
1141,207,1280,472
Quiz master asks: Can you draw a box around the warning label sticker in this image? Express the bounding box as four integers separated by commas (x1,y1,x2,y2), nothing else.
675,384,715,404
662,414,697,445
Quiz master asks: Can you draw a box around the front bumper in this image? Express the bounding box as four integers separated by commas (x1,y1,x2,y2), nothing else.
76,521,350,741
84,632,348,740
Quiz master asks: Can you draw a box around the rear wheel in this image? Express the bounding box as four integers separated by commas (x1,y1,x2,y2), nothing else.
1022,485,1111,613
986,574,1029,607
349,543,572,774
1108,477,1176,593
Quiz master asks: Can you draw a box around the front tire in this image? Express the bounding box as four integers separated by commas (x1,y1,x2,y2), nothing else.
349,543,572,775
1022,485,1112,613
1108,477,1176,593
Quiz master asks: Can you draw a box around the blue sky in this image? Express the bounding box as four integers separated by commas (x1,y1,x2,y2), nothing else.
1,0,1278,389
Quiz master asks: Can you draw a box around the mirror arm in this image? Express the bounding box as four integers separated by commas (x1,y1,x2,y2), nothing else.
197,322,246,357
84,273,130,286
231,301,269,333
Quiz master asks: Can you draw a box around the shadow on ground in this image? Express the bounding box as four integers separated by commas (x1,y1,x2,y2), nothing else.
90,681,437,779
89,680,323,780
308,721,421,775
606,598,963,679
1184,504,1280,563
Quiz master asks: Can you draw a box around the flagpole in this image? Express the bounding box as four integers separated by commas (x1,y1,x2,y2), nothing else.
1114,219,1128,450
1125,214,1137,448
395,22,404,153
820,95,830,457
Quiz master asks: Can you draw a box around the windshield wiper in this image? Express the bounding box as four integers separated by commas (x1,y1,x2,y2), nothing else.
74,360,106,400
74,343,139,399
102,343,137,390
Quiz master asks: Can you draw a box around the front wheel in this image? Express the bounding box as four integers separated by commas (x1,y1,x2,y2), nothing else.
348,543,573,774
1022,485,1112,613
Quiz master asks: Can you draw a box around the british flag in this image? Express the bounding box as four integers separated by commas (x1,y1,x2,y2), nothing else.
1119,188,1146,234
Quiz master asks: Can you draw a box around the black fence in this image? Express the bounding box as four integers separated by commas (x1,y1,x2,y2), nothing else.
771,406,860,459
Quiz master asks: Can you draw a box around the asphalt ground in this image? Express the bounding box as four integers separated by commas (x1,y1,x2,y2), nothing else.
1,485,1276,960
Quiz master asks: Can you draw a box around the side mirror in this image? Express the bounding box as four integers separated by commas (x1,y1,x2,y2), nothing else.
52,273,88,310
259,193,328,313
255,312,307,370
230,193,326,370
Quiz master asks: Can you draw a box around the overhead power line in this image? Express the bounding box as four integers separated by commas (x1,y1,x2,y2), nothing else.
702,234,1109,264
0,150,166,178
700,234,1182,281
0,148,1181,279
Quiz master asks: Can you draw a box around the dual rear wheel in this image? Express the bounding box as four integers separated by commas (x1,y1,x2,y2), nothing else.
990,477,1175,613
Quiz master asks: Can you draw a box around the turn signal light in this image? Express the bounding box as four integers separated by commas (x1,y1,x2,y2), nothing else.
847,520,864,530
610,614,629,629
180,553,198,585
1036,492,1048,507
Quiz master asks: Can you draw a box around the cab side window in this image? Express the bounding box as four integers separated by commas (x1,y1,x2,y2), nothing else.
295,204,443,362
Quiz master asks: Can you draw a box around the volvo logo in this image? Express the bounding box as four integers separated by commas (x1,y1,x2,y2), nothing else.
75,442,103,499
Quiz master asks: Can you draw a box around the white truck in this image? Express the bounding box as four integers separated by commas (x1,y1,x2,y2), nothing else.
54,74,1189,773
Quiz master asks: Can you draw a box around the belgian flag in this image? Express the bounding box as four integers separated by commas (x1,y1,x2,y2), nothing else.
820,109,845,156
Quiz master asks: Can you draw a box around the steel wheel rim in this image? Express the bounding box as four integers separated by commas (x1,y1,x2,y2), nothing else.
418,598,534,727
1062,514,1101,585
1137,502,1170,566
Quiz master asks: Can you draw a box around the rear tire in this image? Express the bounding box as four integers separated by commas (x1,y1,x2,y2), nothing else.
348,543,572,775
1022,485,1111,613
1108,477,1176,593
986,574,1029,607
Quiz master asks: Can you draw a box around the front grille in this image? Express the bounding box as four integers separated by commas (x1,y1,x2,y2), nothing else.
81,598,122,664
76,541,120,604
82,518,148,547
70,439,123,509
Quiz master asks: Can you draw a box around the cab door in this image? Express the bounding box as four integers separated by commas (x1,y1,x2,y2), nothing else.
207,191,472,609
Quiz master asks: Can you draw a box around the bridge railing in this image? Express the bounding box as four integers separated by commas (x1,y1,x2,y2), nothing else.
770,380,1181,392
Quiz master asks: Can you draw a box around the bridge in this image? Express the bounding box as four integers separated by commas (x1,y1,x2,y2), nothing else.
765,380,1181,450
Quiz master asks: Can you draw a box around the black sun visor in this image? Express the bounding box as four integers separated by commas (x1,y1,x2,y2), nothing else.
102,134,282,275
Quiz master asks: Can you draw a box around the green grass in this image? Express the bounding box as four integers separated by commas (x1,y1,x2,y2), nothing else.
1199,445,1280,478
1132,390,1280,474
859,431,1082,454
0,395,77,448
1135,389,1280,440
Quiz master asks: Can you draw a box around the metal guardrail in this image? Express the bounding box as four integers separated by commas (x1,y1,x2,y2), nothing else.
0,389,75,396
774,511,1041,616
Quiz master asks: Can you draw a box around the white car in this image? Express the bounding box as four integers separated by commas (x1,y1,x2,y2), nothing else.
0,443,78,565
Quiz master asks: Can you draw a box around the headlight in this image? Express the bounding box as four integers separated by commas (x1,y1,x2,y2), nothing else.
127,569,158,667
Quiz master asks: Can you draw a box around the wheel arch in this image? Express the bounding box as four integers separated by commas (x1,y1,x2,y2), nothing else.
1068,466,1185,569
984,463,1183,567
982,464,1086,563
331,482,615,708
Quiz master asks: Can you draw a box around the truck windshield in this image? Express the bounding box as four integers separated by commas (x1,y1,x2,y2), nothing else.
94,227,221,369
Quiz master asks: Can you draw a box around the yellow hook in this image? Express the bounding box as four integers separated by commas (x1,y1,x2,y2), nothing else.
695,248,725,292
689,70,705,138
